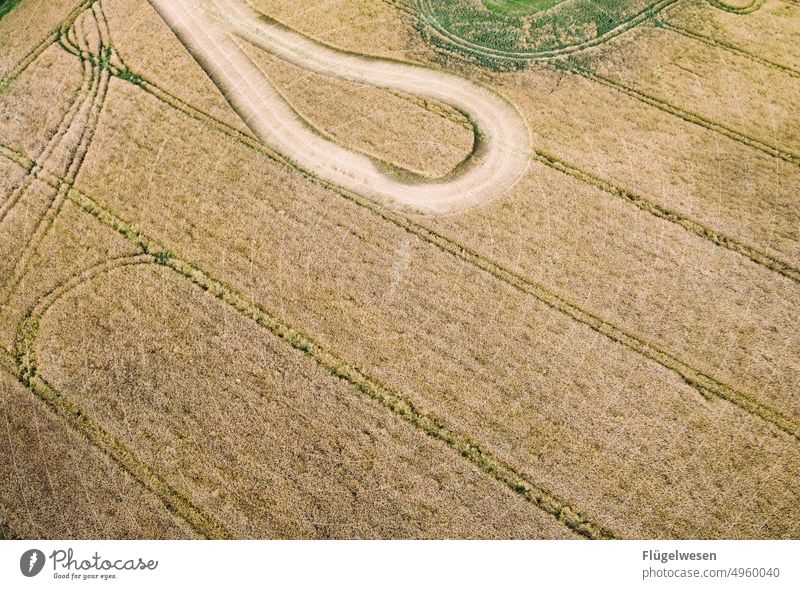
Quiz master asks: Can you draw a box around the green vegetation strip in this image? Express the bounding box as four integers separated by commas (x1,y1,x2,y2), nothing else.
0,124,609,535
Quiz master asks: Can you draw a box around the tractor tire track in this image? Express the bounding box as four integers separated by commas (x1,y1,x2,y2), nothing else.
654,17,800,79
563,63,800,167
0,8,110,309
1,257,232,540
530,149,800,284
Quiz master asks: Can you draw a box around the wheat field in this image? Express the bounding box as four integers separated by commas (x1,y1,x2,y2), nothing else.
0,0,798,540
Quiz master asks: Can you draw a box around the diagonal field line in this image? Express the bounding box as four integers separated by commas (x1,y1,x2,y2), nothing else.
415,0,681,60
0,341,233,540
566,64,800,167
654,18,800,80
530,150,800,284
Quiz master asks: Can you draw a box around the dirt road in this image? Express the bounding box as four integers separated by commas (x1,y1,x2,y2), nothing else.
147,0,530,214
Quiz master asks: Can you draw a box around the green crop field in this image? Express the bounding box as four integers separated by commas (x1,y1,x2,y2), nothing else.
484,0,566,15
420,0,666,59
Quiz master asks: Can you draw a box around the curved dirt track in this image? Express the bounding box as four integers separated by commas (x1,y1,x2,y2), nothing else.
147,0,530,214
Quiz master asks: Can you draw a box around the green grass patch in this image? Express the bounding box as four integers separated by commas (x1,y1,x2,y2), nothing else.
484,0,565,16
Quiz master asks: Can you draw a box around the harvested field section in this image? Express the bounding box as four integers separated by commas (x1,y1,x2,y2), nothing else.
495,66,800,265
661,0,800,71
249,0,429,61
74,81,800,538
425,158,800,423
0,199,138,348
237,38,474,179
35,263,575,539
0,0,80,79
0,44,83,158
0,362,196,539
573,25,800,155
103,0,250,133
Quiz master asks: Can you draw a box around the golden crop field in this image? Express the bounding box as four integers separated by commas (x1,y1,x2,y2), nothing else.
0,0,798,540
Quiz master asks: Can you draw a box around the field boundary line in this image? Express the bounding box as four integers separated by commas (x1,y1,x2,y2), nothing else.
654,18,800,79
531,150,800,284
2,257,234,541
0,36,90,224
565,64,800,167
